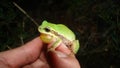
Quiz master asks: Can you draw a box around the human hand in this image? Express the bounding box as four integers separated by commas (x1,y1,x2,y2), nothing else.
0,37,80,68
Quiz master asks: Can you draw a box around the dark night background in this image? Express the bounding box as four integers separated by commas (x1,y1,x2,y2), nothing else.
0,0,120,68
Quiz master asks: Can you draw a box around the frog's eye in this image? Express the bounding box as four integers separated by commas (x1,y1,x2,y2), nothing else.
44,27,50,32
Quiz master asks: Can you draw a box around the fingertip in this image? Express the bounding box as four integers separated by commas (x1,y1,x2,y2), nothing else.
24,37,42,47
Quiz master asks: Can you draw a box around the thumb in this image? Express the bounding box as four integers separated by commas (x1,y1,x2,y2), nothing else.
0,37,43,68
47,51,80,68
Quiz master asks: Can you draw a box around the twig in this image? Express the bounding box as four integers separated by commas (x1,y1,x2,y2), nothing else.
7,45,12,49
19,17,26,45
20,36,24,45
83,33,96,49
13,2,39,27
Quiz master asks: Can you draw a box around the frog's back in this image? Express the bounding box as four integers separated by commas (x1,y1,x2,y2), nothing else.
42,20,76,41
54,24,76,41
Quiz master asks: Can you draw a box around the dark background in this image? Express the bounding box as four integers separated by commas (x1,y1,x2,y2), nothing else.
0,0,120,68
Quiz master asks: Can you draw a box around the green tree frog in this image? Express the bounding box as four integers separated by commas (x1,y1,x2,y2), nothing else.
38,20,79,54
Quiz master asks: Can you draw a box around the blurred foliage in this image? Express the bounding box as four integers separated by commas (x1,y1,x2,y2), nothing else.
0,0,120,68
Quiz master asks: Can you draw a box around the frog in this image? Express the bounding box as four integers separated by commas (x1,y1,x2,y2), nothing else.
38,20,79,54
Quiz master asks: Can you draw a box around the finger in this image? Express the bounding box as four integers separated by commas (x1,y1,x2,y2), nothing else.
55,43,71,55
47,51,80,68
23,49,49,68
22,59,49,68
23,45,49,68
0,37,43,68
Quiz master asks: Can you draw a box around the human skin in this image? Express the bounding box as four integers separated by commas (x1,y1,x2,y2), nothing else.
0,37,80,68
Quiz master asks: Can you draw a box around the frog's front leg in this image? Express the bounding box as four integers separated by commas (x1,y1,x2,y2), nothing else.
48,38,62,51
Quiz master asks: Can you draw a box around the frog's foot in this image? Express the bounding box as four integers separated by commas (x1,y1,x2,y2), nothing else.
48,40,62,52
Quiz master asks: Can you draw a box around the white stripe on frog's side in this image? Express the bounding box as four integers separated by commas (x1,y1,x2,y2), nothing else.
50,29,74,53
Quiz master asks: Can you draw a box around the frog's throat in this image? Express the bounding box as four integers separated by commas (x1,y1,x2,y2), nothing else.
50,30,73,51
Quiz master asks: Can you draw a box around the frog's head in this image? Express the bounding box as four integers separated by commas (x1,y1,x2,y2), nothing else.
38,20,56,43
38,20,55,35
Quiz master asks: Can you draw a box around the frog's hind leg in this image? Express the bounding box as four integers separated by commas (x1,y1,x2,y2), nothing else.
72,40,80,54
